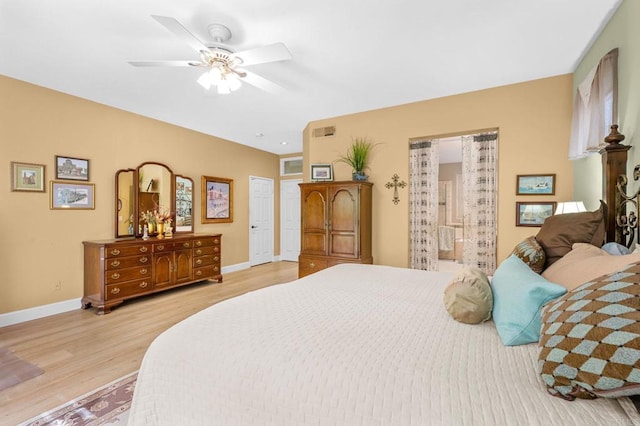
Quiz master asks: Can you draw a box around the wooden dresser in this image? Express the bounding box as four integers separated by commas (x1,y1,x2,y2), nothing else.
298,181,372,277
82,233,222,314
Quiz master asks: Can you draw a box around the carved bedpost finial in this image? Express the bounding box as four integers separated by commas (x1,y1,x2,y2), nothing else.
604,124,625,146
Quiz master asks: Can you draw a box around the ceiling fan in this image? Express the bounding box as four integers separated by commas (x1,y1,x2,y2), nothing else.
129,15,292,94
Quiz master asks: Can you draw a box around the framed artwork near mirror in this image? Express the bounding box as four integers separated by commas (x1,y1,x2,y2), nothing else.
201,176,233,223
50,181,95,209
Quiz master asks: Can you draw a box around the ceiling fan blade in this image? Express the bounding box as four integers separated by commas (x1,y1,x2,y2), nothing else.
234,43,292,66
151,15,210,56
128,60,203,67
240,70,284,94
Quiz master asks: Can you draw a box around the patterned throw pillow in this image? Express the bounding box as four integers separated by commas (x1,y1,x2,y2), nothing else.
538,261,640,400
512,236,546,273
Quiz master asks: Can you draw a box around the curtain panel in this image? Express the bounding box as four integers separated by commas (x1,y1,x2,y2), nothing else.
569,48,618,159
409,139,439,271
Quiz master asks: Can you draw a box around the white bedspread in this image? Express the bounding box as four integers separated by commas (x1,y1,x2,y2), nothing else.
128,264,636,425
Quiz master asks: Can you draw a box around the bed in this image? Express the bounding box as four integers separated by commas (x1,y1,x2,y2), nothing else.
128,126,640,425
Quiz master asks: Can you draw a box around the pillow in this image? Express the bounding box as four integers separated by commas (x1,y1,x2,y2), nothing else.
511,236,546,274
535,201,606,268
491,255,566,346
539,260,640,400
602,242,631,256
542,243,640,291
443,267,492,324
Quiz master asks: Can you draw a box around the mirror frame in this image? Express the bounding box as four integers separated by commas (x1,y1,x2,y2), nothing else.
115,162,194,238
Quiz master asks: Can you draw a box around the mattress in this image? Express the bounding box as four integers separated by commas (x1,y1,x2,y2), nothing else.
128,264,637,425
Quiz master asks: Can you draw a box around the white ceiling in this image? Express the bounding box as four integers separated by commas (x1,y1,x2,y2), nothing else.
0,0,621,155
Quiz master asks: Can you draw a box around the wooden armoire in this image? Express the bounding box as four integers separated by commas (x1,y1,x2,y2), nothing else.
298,181,373,277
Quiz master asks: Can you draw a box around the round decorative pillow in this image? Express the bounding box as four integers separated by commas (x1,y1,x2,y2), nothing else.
444,267,493,324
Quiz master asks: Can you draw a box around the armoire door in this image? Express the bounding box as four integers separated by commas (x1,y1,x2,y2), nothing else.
301,186,328,255
328,185,359,258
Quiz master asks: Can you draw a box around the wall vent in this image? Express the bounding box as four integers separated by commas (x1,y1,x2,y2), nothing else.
312,126,336,138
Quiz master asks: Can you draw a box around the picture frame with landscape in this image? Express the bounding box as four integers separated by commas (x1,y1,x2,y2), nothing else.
515,201,556,227
50,181,95,210
310,164,333,181
201,176,233,223
516,174,555,195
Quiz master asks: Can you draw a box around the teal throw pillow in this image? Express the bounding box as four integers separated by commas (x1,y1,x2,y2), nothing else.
491,255,566,346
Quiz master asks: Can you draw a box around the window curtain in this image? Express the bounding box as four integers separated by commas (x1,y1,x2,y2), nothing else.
569,48,618,159
409,138,439,271
462,132,497,275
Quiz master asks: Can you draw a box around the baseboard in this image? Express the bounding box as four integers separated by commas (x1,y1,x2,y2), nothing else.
0,262,252,328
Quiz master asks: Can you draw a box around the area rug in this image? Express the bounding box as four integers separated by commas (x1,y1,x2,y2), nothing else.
0,347,44,392
20,371,137,426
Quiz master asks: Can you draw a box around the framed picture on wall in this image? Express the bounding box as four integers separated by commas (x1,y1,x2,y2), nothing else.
50,181,95,209
516,174,556,195
11,162,46,192
516,201,556,227
201,176,233,223
55,156,89,181
310,164,333,181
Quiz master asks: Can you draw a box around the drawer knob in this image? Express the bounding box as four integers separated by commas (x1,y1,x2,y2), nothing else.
183,242,190,248
139,281,148,288
195,241,202,246
140,268,148,274
157,245,165,251
110,287,121,295
214,266,219,272
139,246,148,253
195,259,202,265
195,270,202,276
110,249,120,256
310,262,315,269
214,239,219,244
140,256,148,263
111,272,120,280
214,256,219,261
110,260,120,267
195,249,202,255
214,247,219,253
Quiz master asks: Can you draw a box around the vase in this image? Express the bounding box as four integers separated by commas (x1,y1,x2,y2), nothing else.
148,222,155,234
156,222,164,236
352,171,368,181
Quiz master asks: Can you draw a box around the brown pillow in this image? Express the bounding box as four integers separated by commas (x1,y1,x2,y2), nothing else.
535,201,606,268
511,236,546,274
542,243,640,290
539,260,640,400
443,267,492,324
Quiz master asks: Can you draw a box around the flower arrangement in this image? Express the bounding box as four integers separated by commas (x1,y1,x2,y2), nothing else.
140,207,173,226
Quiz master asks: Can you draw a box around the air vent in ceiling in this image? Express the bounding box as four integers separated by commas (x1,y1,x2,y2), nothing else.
312,126,336,138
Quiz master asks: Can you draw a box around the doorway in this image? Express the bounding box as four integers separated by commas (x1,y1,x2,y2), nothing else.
249,176,274,266
280,179,301,261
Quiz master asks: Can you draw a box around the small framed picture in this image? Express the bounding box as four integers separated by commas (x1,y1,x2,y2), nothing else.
516,174,556,195
201,176,233,223
516,202,556,227
50,181,95,209
11,162,46,192
55,155,89,181
311,164,333,181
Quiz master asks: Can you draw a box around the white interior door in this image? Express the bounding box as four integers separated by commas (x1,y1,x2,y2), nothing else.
250,176,274,266
280,179,301,261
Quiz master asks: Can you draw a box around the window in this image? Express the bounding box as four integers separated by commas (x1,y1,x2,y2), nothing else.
280,156,303,176
569,48,618,159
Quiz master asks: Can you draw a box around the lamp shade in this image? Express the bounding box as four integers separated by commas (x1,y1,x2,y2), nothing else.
554,201,587,215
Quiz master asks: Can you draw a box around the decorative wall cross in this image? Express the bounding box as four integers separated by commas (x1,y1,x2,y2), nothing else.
385,174,407,205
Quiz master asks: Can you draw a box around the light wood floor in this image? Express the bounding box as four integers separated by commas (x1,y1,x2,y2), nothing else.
0,261,298,425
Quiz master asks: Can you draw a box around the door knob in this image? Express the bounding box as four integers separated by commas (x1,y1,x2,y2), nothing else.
251,225,258,229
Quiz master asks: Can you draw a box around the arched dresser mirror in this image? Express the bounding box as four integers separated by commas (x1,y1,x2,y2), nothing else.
115,162,194,238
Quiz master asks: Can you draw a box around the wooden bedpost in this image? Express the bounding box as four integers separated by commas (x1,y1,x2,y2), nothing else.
600,124,630,244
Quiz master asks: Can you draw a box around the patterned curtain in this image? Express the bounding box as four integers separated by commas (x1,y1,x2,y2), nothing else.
409,138,439,270
462,132,498,274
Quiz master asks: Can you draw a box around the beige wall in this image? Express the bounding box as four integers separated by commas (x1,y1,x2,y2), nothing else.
303,75,574,268
0,75,281,314
573,0,639,208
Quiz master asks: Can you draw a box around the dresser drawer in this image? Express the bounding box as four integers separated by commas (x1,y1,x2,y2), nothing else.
105,278,152,300
193,246,217,257
105,255,151,270
193,255,216,267
105,244,151,258
193,265,220,280
105,266,151,284
192,236,220,248
298,256,329,277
